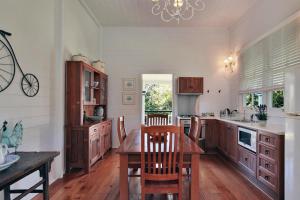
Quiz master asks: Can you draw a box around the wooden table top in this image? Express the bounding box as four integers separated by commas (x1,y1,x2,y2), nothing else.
0,151,60,189
116,129,203,155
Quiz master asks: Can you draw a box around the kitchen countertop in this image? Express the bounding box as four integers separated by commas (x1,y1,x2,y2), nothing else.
201,116,285,135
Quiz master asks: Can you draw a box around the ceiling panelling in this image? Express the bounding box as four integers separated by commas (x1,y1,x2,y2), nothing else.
84,0,257,27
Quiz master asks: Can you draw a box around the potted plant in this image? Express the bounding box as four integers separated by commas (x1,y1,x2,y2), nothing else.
255,104,268,126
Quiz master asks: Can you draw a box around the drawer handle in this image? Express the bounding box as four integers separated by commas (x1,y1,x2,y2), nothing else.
264,175,270,181
265,163,269,168
265,150,269,155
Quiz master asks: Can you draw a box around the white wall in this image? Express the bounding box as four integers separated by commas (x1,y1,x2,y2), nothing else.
64,0,102,61
228,0,300,112
0,1,57,199
0,0,102,199
103,27,231,148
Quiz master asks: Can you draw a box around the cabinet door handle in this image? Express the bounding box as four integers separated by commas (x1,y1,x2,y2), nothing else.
265,150,269,155
265,163,269,168
264,175,269,181
94,129,97,132
244,157,248,161
265,138,270,142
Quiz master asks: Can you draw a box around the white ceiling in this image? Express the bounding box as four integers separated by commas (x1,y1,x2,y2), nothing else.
84,0,257,27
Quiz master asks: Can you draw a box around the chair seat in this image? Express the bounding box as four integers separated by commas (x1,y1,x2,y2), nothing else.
144,180,179,194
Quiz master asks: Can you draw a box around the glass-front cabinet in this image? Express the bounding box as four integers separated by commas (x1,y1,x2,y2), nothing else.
83,69,93,104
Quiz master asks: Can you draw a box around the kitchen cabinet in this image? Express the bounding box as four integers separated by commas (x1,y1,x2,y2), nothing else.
66,120,112,173
65,61,111,173
216,121,238,162
177,77,203,94
257,130,284,199
238,146,257,176
226,123,238,163
214,119,284,200
99,73,107,106
217,121,227,154
204,119,218,149
89,125,100,165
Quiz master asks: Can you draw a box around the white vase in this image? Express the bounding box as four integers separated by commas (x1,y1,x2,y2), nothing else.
258,120,267,127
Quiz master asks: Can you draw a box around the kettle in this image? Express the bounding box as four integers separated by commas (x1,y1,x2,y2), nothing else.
0,143,8,165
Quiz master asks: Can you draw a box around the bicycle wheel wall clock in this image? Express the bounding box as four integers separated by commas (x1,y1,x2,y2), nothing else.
0,30,39,97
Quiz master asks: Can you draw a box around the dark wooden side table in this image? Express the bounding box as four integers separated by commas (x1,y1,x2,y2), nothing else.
0,152,59,200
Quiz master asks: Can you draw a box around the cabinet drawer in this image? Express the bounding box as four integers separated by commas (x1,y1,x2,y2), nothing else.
258,131,278,148
257,168,277,191
258,156,277,175
238,147,256,175
258,144,277,160
89,125,99,134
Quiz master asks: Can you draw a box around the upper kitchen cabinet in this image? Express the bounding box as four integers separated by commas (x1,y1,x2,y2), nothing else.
177,77,203,95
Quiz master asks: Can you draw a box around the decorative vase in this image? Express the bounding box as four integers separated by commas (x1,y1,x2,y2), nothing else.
258,120,267,127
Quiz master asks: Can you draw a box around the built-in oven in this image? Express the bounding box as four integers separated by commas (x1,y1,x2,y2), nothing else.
180,119,191,136
238,127,257,152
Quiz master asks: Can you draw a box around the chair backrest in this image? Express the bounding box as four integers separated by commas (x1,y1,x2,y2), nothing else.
141,125,183,183
146,114,168,126
117,116,126,144
188,116,202,142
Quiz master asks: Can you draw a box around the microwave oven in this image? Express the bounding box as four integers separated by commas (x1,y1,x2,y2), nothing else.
238,127,257,152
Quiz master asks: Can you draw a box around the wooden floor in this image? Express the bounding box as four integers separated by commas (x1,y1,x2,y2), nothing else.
33,151,270,200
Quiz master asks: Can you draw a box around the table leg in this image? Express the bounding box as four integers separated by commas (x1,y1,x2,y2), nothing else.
120,154,129,200
42,163,50,200
190,154,200,200
4,186,10,200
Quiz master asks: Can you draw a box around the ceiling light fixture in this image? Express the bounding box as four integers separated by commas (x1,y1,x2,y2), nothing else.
151,0,206,23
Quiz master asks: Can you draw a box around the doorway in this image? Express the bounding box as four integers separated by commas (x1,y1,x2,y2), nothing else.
141,74,173,125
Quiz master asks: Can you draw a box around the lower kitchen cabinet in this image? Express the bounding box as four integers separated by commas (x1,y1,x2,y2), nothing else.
217,121,227,154
257,130,284,199
238,146,257,176
226,123,238,163
204,119,218,149
216,121,238,162
89,128,101,166
66,119,112,173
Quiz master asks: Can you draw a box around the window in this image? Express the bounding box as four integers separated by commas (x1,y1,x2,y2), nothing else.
272,90,284,108
239,16,300,92
243,93,263,108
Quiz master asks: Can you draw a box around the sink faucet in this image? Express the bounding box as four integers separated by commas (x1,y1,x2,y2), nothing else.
230,110,238,116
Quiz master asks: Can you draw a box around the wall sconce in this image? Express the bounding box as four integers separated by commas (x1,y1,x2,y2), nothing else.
224,55,235,73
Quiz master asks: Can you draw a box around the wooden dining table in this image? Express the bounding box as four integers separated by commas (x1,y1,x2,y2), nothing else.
116,129,203,200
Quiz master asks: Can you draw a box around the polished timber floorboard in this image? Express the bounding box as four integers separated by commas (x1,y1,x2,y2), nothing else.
33,151,270,200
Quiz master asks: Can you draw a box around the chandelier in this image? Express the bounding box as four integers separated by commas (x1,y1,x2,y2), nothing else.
151,0,206,23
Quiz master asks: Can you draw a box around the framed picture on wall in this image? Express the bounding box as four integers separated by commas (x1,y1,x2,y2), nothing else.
123,78,136,91
122,92,136,105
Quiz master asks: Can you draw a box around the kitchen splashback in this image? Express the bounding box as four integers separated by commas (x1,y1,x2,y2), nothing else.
177,95,198,115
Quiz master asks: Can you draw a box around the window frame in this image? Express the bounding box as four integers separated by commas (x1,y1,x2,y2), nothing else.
268,89,284,109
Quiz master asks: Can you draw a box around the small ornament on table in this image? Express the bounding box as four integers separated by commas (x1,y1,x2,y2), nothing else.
0,121,23,153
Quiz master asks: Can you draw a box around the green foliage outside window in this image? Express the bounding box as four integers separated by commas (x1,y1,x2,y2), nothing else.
272,90,284,108
245,93,262,107
144,83,172,112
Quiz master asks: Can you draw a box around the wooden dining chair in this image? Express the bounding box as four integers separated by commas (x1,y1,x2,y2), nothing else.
117,116,127,144
186,116,202,176
188,116,202,142
145,114,169,126
118,116,140,176
141,125,184,200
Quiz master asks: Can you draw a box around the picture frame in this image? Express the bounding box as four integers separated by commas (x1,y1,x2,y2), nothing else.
122,92,136,105
123,78,136,91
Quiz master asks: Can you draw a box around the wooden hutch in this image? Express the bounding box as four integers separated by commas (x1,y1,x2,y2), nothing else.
65,61,112,173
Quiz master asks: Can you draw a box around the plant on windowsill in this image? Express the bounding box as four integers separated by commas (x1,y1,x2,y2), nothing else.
255,104,268,126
